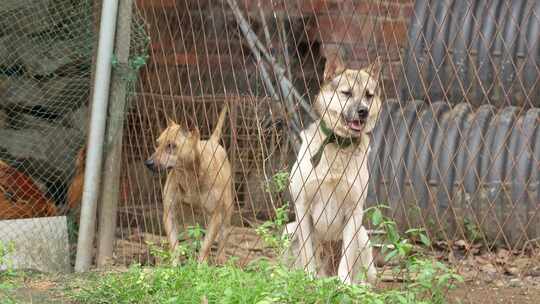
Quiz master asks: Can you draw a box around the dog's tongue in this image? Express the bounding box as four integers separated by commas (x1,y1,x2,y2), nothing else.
348,120,362,131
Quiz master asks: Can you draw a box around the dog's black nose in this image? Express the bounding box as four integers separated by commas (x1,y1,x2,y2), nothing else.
357,107,369,119
144,159,155,171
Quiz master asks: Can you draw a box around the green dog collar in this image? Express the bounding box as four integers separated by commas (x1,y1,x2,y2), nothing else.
310,120,359,167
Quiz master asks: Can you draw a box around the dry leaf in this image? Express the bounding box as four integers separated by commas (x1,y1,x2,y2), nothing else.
504,266,520,276
480,263,497,275
455,239,468,249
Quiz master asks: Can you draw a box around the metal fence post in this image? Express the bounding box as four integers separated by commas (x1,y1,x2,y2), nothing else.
97,0,133,268
75,0,120,273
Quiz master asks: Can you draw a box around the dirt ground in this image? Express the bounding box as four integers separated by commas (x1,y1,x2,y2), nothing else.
449,285,540,304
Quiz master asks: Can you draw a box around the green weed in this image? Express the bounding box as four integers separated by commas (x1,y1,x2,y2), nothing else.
463,218,482,243
257,170,292,253
256,202,290,253
0,241,17,303
148,224,206,265
367,205,463,303
265,170,290,195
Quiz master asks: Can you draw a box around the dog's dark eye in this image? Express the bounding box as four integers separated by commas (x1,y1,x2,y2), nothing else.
340,90,353,98
167,143,176,150
365,91,374,98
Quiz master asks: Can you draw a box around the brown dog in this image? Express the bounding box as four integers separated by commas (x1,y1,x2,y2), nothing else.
145,106,233,263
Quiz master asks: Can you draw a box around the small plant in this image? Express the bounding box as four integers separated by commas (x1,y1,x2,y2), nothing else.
257,170,292,253
181,224,205,254
148,242,176,266
256,202,290,253
265,170,290,194
367,205,417,263
367,205,434,263
0,241,17,304
407,258,464,304
149,224,206,265
463,218,482,243
367,205,463,303
406,228,431,247
111,53,149,84
0,241,15,277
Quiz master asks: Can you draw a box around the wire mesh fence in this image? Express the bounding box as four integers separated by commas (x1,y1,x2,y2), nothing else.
1,0,539,301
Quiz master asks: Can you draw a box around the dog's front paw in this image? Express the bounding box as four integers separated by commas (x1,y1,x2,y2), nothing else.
366,267,377,284
340,276,354,286
214,252,229,265
355,281,373,288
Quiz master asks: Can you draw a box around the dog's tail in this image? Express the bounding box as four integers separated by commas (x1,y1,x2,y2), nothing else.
210,105,228,142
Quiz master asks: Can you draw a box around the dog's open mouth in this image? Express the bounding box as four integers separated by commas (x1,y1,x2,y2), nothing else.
347,120,365,132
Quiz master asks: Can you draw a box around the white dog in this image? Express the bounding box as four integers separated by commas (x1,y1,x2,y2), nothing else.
287,55,382,284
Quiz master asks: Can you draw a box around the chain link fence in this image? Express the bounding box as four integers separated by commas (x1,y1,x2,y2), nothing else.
120,0,539,296
1,0,539,301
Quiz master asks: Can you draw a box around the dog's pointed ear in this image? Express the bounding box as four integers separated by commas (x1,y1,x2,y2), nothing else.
323,54,346,82
189,128,200,141
366,57,382,81
165,115,176,126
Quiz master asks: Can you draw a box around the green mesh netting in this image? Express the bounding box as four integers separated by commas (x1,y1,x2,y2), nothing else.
0,0,148,272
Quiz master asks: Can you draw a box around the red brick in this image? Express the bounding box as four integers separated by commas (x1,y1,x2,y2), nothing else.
240,0,410,16
281,0,328,14
320,42,403,67
152,52,243,67
314,16,408,46
297,1,402,17
345,43,403,61
378,20,408,47
352,2,402,18
320,44,345,60
313,15,375,44
136,0,177,9
400,4,414,20
238,0,342,16
239,0,280,12
394,0,415,4
137,0,215,10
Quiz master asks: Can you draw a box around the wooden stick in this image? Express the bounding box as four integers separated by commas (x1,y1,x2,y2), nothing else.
227,0,302,143
226,0,316,123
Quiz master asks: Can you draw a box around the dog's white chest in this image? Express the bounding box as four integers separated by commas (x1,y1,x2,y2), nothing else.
290,123,370,241
311,148,369,240
312,144,369,185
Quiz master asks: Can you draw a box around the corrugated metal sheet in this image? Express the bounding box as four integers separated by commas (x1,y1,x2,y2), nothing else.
401,0,540,108
368,100,539,247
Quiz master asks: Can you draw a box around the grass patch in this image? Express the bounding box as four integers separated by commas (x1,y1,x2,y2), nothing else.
68,258,460,304
68,196,461,304
0,241,20,304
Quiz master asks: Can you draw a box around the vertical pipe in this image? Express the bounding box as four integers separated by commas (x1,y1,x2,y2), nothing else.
97,0,133,268
75,0,120,272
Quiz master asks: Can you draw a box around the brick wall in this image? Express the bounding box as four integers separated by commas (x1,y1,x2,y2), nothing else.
241,0,415,98
136,0,415,98
315,0,414,99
